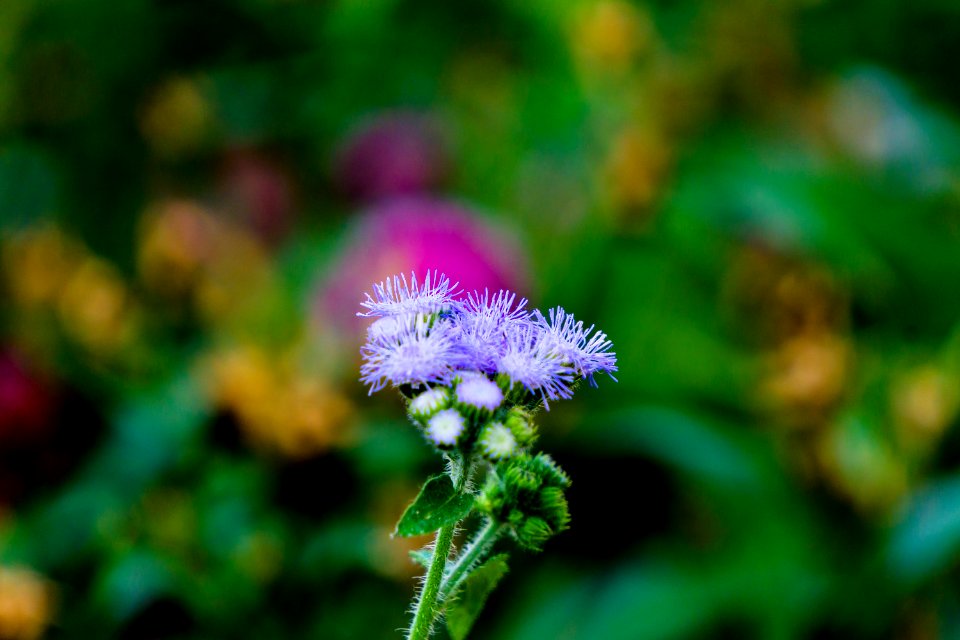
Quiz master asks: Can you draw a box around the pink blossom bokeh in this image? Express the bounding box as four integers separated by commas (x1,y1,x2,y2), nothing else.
333,112,449,204
315,196,530,336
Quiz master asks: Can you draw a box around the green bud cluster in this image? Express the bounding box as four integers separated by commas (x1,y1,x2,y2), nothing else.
477,452,571,551
406,385,539,460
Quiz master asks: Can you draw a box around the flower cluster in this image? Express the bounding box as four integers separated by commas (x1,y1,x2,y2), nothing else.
359,271,617,416
359,271,616,639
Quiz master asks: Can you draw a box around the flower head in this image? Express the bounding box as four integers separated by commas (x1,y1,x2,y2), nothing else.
426,408,465,447
455,372,504,412
360,315,464,393
534,307,618,384
357,273,615,413
453,289,530,373
358,271,458,318
497,324,575,409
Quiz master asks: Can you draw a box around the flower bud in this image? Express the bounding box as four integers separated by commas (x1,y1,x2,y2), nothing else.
477,422,518,461
504,407,538,447
495,373,534,405
528,453,571,489
538,486,571,532
424,408,465,448
507,508,525,527
503,465,541,501
408,387,451,424
455,372,503,420
517,516,553,551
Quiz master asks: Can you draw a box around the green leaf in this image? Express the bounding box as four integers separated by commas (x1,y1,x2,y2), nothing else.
409,548,433,569
96,549,176,623
888,472,960,584
394,475,474,537
446,555,509,640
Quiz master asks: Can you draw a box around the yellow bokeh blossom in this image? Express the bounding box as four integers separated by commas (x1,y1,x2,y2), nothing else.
0,567,54,640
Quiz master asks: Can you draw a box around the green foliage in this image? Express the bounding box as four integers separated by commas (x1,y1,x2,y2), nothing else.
888,473,960,584
445,555,509,640
0,143,59,230
395,474,475,538
3,0,960,637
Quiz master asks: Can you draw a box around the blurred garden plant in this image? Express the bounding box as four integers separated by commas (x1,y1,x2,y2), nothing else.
358,272,616,639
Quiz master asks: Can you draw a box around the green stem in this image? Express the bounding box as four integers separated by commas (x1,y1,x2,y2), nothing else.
407,455,468,640
440,518,501,600
407,523,456,640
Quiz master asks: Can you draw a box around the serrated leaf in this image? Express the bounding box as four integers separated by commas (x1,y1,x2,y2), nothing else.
409,548,433,569
395,475,474,537
445,555,509,640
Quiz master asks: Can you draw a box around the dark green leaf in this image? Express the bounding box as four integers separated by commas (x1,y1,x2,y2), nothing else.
394,475,474,537
446,555,509,640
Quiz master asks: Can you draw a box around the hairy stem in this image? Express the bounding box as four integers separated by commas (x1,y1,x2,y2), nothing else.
407,455,468,640
407,523,455,640
440,517,502,601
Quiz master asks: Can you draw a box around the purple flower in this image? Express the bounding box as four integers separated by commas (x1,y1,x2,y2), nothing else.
534,308,618,384
497,324,575,409
455,372,504,412
358,272,617,409
358,271,459,319
360,314,464,393
452,289,530,373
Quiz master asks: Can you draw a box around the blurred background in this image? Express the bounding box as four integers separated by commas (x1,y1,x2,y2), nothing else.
2,0,960,638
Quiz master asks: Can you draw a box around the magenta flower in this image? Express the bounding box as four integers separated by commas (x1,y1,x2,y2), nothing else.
217,147,297,246
333,111,449,204
316,197,529,334
0,351,55,444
